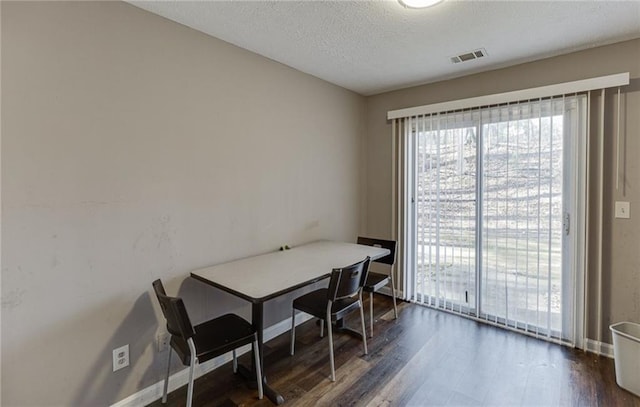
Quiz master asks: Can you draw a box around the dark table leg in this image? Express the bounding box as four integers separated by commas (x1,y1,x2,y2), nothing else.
334,317,365,339
251,302,285,405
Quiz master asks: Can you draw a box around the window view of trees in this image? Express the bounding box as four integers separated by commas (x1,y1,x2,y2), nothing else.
415,103,564,337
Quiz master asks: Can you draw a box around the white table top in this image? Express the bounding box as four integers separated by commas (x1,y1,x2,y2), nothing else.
190,240,390,302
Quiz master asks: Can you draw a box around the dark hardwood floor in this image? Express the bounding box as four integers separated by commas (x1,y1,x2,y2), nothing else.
148,296,640,406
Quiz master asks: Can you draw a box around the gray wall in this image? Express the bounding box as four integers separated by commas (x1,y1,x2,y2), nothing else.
364,39,640,343
3,1,639,405
1,2,366,405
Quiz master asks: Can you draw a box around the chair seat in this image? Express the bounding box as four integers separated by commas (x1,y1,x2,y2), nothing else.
171,313,256,365
293,288,360,321
363,272,390,292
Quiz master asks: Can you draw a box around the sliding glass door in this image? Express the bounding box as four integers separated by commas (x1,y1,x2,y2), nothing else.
409,96,586,342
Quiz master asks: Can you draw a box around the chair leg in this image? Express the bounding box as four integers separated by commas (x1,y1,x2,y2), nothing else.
186,338,197,407
290,308,296,356
186,363,195,407
162,347,172,403
359,293,368,355
369,291,374,338
390,272,399,319
320,318,324,338
232,349,237,373
327,313,335,382
253,339,264,399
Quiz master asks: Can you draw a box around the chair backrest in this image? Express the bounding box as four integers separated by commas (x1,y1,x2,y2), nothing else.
152,279,195,340
326,257,370,301
357,236,397,266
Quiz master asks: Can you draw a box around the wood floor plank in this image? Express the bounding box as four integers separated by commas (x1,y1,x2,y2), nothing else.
368,330,455,406
147,296,640,407
294,357,370,406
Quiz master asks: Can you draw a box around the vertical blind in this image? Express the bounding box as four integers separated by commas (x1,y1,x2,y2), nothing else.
389,73,629,348
410,97,581,344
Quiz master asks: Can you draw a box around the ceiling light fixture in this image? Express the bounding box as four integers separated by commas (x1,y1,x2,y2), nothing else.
399,0,444,8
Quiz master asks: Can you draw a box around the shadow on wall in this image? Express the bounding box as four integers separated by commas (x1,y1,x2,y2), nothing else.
65,274,247,405
70,293,157,406
65,266,308,405
175,275,251,326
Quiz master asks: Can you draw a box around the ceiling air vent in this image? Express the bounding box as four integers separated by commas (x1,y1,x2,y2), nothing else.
450,48,487,64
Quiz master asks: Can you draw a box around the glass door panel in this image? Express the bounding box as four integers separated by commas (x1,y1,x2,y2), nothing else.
479,101,564,336
415,115,477,313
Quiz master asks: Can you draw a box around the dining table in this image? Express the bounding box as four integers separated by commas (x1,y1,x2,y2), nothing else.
190,240,391,404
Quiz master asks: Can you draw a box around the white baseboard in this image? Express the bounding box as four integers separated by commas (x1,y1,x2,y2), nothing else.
584,338,614,358
111,313,313,407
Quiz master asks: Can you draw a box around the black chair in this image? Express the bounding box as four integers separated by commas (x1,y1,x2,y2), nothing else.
152,279,263,406
289,257,370,382
357,236,398,337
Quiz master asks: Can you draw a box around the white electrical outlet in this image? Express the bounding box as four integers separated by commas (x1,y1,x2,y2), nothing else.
615,201,630,219
157,332,170,352
112,344,130,372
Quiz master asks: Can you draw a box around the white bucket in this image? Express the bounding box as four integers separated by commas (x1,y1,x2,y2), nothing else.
610,321,640,396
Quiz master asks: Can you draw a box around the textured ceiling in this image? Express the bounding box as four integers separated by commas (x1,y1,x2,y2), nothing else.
128,0,640,96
